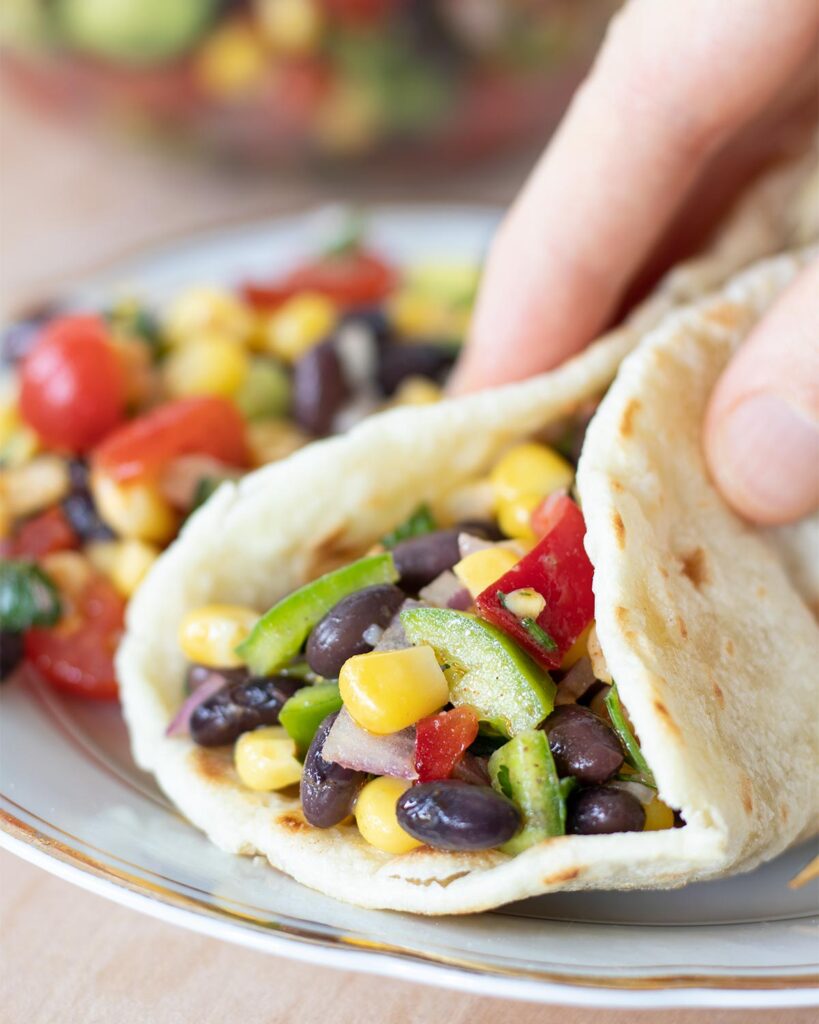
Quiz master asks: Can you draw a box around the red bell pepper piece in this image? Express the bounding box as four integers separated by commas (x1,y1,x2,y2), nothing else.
415,706,479,783
476,494,594,670
242,249,398,311
92,396,249,483
2,506,78,560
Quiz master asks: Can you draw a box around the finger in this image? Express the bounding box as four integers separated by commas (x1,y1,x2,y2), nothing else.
705,261,819,525
452,0,819,393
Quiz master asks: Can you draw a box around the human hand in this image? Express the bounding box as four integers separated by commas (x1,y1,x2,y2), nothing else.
452,0,819,525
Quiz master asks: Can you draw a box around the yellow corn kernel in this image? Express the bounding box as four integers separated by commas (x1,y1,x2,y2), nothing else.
234,726,303,791
561,621,593,670
339,646,449,735
246,419,310,466
194,21,269,100
643,797,675,832
354,777,422,855
92,473,178,544
313,81,381,156
0,404,40,468
264,293,337,363
490,443,574,506
392,376,442,407
40,551,94,595
496,493,541,542
0,488,10,541
109,539,160,598
85,540,119,580
389,290,469,341
453,545,520,599
164,286,254,345
4,454,71,519
162,334,249,399
259,0,323,54
178,604,258,668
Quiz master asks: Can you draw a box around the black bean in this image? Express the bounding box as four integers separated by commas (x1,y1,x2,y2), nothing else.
301,712,366,828
1,631,24,681
306,584,405,678
189,674,304,747
292,340,348,436
397,781,520,851
392,529,461,592
567,785,646,835
543,705,624,784
376,342,455,397
61,491,116,542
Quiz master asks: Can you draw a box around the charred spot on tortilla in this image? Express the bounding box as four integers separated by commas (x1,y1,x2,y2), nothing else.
756,585,767,599
653,699,681,738
615,606,629,627
611,480,625,493
706,301,744,330
189,747,233,784
619,398,641,438
711,680,725,707
724,638,735,657
676,615,688,640
741,777,754,815
542,866,581,886
277,811,312,833
680,547,710,589
612,511,626,550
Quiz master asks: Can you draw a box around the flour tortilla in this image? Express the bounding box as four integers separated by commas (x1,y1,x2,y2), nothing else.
119,191,818,914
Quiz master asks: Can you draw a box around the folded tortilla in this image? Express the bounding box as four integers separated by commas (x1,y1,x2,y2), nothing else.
120,177,818,913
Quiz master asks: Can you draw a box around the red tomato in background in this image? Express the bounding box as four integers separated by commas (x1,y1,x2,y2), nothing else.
1,506,78,560
415,707,479,783
92,396,249,483
476,494,595,670
19,315,126,452
321,0,397,26
24,574,124,700
242,249,398,311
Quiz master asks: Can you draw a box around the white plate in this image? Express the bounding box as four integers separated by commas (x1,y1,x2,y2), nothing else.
2,206,817,1009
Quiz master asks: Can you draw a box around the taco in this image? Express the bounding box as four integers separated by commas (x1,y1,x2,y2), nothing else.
118,237,817,913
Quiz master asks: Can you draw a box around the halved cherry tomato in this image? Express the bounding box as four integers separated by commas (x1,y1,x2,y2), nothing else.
2,506,78,560
92,396,249,483
19,315,126,453
242,249,398,311
415,706,479,783
24,573,124,700
476,494,594,670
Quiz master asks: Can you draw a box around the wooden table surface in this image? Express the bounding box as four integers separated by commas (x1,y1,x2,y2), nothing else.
0,87,814,1024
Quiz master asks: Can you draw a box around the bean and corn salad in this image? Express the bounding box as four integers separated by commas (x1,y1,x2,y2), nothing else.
1,1,614,165
174,434,680,856
1,231,475,698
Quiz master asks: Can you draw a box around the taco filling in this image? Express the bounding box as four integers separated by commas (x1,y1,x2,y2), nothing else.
171,433,677,856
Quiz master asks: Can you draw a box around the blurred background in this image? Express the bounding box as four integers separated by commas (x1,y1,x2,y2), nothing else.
0,0,617,309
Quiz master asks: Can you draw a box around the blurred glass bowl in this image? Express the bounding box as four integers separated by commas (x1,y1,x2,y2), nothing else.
0,0,616,170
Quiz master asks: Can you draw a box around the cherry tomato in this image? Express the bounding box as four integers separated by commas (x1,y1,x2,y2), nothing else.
2,506,78,560
322,0,396,26
19,315,126,453
24,573,124,700
242,249,398,311
476,495,594,670
92,396,249,483
415,706,479,783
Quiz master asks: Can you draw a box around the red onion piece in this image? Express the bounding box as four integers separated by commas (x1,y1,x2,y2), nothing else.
457,532,493,560
452,752,491,786
323,708,418,780
374,599,423,652
166,676,226,737
420,570,469,610
554,656,597,706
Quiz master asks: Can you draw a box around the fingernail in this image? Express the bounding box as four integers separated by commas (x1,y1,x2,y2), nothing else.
712,393,819,525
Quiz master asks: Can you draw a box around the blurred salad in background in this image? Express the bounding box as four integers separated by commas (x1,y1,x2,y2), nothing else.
0,216,477,699
0,0,616,167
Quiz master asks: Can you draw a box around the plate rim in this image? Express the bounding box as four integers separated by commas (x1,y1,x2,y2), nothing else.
3,811,818,1009
3,203,818,1009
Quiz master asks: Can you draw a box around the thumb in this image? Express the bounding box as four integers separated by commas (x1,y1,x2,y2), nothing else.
705,261,819,526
